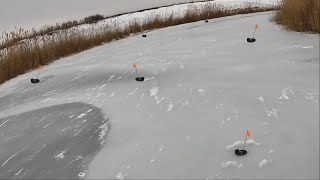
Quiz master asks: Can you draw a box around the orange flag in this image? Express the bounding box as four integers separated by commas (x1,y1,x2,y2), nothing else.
38,65,42,70
133,63,136,69
246,130,251,138
255,24,259,30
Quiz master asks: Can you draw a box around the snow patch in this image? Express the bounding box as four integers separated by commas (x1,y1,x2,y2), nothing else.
182,99,190,107
86,109,93,113
107,75,115,81
76,156,83,161
305,91,319,104
268,149,275,154
265,108,279,119
150,87,164,104
76,113,87,119
43,98,54,103
98,122,109,145
60,127,70,132
78,170,87,179
226,139,261,150
109,91,116,97
221,161,243,168
0,120,9,128
128,88,138,96
302,46,313,49
198,89,206,93
216,104,224,109
258,159,272,168
98,84,107,91
14,168,24,176
149,157,156,163
1,152,19,167
144,77,155,81
116,172,127,180
54,150,66,160
159,146,165,152
43,123,51,128
122,165,131,169
42,89,59,97
279,87,294,100
71,74,84,81
257,96,264,103
167,102,174,112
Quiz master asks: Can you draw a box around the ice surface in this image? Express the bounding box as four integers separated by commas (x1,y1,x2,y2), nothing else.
0,11,318,179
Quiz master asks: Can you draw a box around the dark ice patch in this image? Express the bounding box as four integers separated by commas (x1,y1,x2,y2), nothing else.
0,102,109,179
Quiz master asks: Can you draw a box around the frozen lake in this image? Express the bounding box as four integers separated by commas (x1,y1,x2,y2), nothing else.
0,11,318,179
0,0,203,33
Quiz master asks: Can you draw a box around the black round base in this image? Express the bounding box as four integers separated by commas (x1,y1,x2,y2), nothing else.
31,79,40,84
247,38,256,43
205,19,209,23
142,34,147,37
235,149,247,156
135,77,145,82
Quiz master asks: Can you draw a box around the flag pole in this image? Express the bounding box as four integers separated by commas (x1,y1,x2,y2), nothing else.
253,27,256,39
135,68,138,78
243,134,248,150
36,69,40,79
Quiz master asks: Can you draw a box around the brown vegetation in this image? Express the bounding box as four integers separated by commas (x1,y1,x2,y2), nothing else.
273,0,319,33
0,3,277,84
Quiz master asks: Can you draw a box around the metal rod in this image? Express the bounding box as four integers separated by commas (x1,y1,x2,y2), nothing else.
36,70,40,79
243,134,248,150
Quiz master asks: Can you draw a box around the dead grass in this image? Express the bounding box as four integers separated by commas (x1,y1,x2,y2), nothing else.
0,14,105,50
0,3,277,84
273,0,319,33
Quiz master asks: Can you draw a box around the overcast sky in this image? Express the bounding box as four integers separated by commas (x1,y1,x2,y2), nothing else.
0,0,203,33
